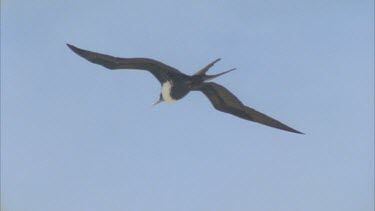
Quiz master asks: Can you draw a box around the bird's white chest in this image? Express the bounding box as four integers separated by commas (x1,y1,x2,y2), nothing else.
161,81,176,103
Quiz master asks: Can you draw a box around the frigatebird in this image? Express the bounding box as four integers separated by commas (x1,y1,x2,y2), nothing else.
67,44,303,134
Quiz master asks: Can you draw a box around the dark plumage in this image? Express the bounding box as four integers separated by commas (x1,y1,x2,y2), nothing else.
67,44,303,134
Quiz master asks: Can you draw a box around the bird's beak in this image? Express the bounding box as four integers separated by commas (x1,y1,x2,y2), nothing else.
151,99,163,107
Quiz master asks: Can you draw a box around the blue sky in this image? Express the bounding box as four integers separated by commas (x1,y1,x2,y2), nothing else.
1,0,374,211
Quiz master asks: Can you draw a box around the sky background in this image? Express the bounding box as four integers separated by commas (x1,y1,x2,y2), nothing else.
1,0,374,211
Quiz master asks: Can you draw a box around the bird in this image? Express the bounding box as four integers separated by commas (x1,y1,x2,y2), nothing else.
67,44,303,134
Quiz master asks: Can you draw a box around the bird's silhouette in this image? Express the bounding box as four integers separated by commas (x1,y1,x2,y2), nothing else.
67,44,303,134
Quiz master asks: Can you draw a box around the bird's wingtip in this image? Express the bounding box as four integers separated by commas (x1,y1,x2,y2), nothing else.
66,43,76,50
66,44,83,55
292,129,305,135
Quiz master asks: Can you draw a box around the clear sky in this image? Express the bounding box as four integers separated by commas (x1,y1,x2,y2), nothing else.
1,0,374,211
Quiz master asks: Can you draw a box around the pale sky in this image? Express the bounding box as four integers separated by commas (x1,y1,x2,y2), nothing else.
2,0,374,211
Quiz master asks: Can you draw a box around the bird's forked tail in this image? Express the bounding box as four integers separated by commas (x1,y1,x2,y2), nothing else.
193,58,236,81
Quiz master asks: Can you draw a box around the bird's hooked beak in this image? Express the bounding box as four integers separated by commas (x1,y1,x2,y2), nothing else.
151,99,162,106
151,95,164,106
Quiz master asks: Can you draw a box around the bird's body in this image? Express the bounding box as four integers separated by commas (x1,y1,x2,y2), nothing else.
67,44,303,134
161,81,177,102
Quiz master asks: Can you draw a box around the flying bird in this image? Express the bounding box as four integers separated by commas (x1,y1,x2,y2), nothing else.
67,44,303,134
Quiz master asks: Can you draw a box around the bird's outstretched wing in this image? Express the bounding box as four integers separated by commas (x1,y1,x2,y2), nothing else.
196,82,303,134
66,44,184,83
